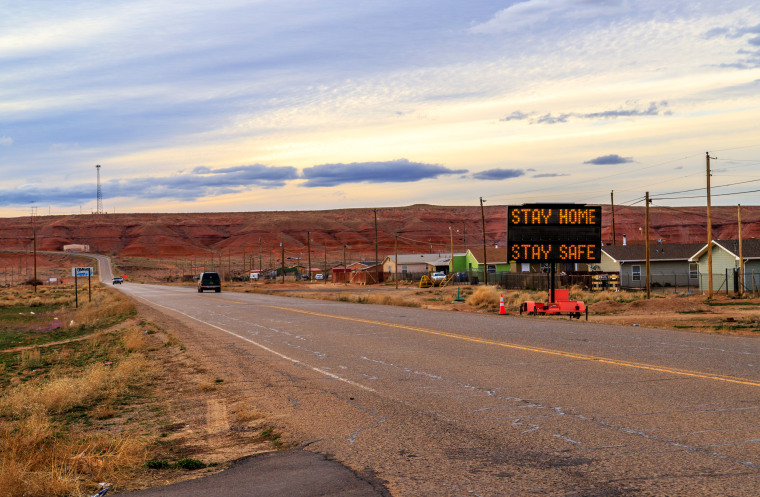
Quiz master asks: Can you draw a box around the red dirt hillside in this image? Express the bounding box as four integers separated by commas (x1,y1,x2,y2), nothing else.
0,204,758,260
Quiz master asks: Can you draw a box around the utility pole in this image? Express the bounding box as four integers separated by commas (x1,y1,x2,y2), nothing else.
449,226,454,274
281,242,285,284
394,233,399,290
374,209,379,285
259,237,262,272
307,232,312,284
480,197,487,285
707,152,715,298
343,245,347,285
738,204,744,297
31,206,37,293
324,245,327,285
645,192,651,299
610,190,616,245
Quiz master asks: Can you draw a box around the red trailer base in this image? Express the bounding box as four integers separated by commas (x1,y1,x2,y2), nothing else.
520,289,587,320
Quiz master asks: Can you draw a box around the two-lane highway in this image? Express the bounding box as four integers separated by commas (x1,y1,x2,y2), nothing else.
113,278,760,495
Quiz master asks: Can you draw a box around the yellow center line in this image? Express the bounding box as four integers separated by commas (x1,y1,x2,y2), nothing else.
234,302,760,388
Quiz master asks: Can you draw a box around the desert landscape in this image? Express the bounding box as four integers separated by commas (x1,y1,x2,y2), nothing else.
1,204,758,262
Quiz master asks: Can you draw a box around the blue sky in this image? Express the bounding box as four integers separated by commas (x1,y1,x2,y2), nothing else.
1,0,759,216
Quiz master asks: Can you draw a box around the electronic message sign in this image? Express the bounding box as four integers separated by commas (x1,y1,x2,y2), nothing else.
507,204,602,263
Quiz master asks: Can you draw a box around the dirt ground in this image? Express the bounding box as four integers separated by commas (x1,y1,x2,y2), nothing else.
104,308,285,493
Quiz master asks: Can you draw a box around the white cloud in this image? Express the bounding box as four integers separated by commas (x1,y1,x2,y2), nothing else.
0,136,12,146
470,0,630,35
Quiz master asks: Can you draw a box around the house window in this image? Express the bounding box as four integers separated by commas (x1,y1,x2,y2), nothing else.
689,263,698,279
632,265,641,281
487,265,496,274
401,265,408,273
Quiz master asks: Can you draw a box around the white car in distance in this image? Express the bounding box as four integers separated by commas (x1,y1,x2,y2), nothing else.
431,272,446,285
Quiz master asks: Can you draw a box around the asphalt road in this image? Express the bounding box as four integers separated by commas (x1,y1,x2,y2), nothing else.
88,257,760,495
119,450,391,497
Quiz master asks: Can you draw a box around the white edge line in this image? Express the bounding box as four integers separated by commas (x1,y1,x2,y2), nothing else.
129,292,377,393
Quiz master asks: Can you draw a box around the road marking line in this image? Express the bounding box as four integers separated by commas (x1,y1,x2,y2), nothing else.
128,294,376,393
254,304,760,388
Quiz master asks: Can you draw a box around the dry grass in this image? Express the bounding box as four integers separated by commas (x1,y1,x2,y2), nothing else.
0,414,146,497
71,290,135,329
0,354,149,419
0,348,151,496
0,284,152,496
20,348,42,370
229,403,265,424
466,286,501,309
121,326,146,352
289,290,422,307
365,294,420,307
198,381,220,392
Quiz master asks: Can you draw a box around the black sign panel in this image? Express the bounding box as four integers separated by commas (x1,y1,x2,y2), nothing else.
507,204,602,263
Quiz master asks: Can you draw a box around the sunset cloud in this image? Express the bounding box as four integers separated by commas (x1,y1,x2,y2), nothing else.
584,155,634,165
301,160,468,188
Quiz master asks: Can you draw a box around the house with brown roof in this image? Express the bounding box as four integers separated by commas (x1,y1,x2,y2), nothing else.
599,242,705,290
461,247,510,284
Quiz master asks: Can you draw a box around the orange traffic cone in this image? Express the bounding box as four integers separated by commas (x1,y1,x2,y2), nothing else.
499,294,506,315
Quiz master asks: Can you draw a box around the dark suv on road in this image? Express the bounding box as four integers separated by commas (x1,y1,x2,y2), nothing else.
197,272,221,293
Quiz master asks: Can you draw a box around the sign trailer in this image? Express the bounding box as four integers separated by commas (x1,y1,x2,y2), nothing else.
507,203,602,318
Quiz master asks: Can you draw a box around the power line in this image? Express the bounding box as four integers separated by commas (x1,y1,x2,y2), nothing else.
712,143,760,153
650,176,760,198
648,205,740,224
654,187,760,201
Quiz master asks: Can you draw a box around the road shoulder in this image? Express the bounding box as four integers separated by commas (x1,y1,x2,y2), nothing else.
116,450,391,496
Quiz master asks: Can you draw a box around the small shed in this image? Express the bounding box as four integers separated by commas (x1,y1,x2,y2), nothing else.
332,266,350,283
352,263,385,285
63,244,90,252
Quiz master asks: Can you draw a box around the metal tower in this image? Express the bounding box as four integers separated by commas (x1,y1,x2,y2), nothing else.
96,164,103,214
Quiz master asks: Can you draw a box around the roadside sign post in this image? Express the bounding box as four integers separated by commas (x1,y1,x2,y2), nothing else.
71,267,94,308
